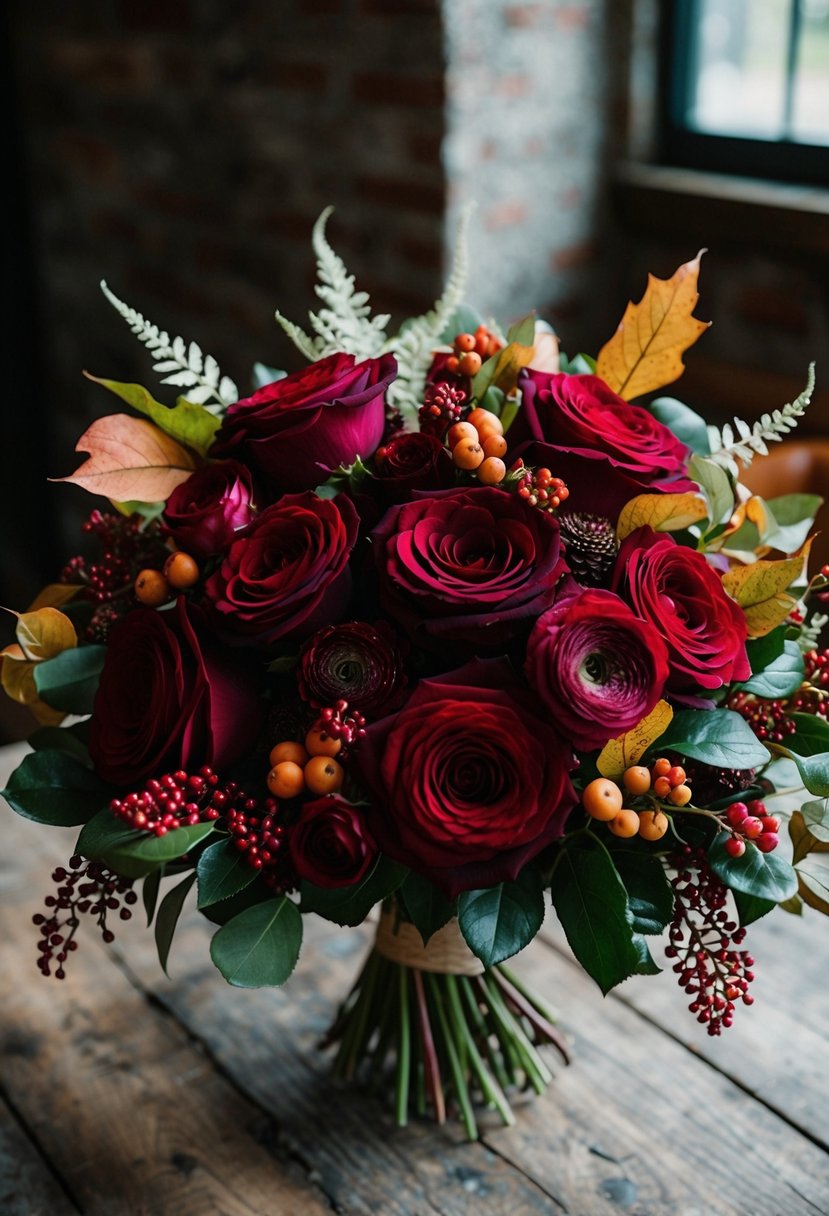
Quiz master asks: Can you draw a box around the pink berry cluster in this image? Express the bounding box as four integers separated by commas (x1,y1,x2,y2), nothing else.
723,800,780,857
666,846,755,1036
418,381,467,434
33,855,137,978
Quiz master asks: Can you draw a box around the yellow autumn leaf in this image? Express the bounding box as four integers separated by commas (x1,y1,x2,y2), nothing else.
597,700,674,780
0,649,63,722
27,583,84,613
14,607,77,662
616,492,708,541
596,251,710,401
722,540,813,637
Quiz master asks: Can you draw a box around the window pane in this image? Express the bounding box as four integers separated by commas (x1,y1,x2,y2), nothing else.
685,0,790,140
792,1,829,143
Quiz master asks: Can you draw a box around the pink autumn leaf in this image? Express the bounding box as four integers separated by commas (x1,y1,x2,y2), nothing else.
54,414,198,503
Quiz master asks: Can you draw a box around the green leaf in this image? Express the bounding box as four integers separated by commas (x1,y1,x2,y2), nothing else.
252,362,287,389
558,352,596,375
733,888,776,927
26,725,91,766
196,838,257,909
708,832,798,902
142,868,162,927
762,493,823,553
199,878,271,925
612,851,674,935
155,872,196,976
2,750,108,826
632,935,662,975
801,797,829,843
457,868,544,967
210,896,302,988
84,374,220,457
438,304,485,344
506,312,536,347
480,385,506,417
550,836,641,994
33,646,107,714
785,714,829,796
398,872,456,944
746,628,786,672
689,454,735,528
658,708,770,770
648,397,710,455
76,808,214,878
737,640,805,699
300,855,408,926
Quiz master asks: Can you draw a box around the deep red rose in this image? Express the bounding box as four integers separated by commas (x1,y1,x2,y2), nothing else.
162,459,256,560
297,620,407,718
204,491,359,647
89,598,262,787
354,658,577,897
290,795,377,889
371,486,565,650
525,583,670,751
373,430,455,504
612,527,750,697
210,353,397,491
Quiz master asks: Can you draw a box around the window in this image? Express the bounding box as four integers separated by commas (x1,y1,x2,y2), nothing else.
660,0,829,184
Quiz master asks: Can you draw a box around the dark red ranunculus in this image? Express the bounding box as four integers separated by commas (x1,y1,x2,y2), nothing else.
297,620,407,718
289,795,377,889
354,658,577,897
373,430,455,504
612,527,750,697
210,353,397,491
162,460,257,560
525,582,670,751
203,492,359,647
89,598,262,787
371,486,565,651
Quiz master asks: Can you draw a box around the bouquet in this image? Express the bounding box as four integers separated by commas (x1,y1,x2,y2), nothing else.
3,209,828,1140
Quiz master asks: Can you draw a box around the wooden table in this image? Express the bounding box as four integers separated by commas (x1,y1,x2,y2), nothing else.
1,740,828,1216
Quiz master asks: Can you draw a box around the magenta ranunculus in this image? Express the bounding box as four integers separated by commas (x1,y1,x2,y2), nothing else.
210,353,397,491
612,527,750,697
297,620,407,718
203,491,359,647
354,658,577,897
525,583,670,751
162,460,256,559
290,796,377,889
371,486,565,650
89,598,262,787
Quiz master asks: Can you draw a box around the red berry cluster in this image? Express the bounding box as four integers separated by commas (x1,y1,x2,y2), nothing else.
515,464,570,513
33,855,137,978
419,381,468,435
666,846,755,1036
109,767,227,834
797,647,829,718
723,800,780,856
225,800,293,892
727,690,798,744
318,699,366,749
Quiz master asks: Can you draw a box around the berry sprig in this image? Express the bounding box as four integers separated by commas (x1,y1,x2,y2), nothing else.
444,326,503,377
419,380,468,435
225,799,293,891
33,855,137,978
515,466,570,514
134,550,200,608
446,407,508,485
665,845,755,1036
723,800,780,857
109,766,228,834
266,724,347,801
728,645,829,744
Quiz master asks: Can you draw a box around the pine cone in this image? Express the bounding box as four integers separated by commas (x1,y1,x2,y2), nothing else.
558,513,618,587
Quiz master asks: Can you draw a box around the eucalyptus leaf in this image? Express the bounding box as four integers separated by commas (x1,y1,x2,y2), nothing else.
210,896,302,988
785,715,829,796
733,888,776,927
737,640,805,699
648,397,710,454
689,454,734,528
2,750,108,826
33,646,107,714
658,709,770,770
708,832,798,902
457,868,544,967
746,628,786,673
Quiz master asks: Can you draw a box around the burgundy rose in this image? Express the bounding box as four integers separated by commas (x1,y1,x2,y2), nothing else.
204,492,359,647
89,598,262,787
290,796,377,889
525,583,670,751
612,527,750,697
297,620,407,718
354,658,577,897
162,460,256,559
210,353,397,491
373,430,455,503
371,486,565,650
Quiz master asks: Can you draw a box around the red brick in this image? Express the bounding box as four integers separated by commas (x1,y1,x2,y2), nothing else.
260,210,319,242
270,61,330,92
408,131,444,165
733,285,809,334
504,4,544,28
356,174,445,215
495,73,532,99
359,0,439,13
47,41,156,93
482,200,530,231
51,132,120,182
550,240,598,272
395,234,443,272
117,0,192,31
352,71,443,108
554,4,593,29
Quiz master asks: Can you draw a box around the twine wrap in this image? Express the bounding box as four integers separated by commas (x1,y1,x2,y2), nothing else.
374,907,484,976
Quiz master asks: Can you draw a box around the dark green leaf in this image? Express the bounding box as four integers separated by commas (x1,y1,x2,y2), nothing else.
197,838,257,909
612,851,674,935
550,835,641,995
632,935,662,975
142,869,162,927
210,896,302,988
733,888,776,927
2,750,108,826
786,714,829,796
746,628,786,672
658,708,770,770
199,877,271,925
155,872,196,976
708,832,798,902
76,808,214,878
398,872,456,944
27,725,91,766
457,868,544,967
648,396,710,454
33,646,106,714
300,855,408,926
737,640,805,699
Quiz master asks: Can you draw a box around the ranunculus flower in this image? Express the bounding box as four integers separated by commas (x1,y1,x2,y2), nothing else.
162,459,256,559
372,486,565,651
89,598,262,787
204,492,358,647
355,658,577,897
373,430,455,503
297,620,407,718
525,583,670,751
210,352,397,491
612,527,750,697
290,795,377,889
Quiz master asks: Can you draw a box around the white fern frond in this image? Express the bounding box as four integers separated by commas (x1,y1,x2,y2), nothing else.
800,612,829,652
306,206,390,359
707,364,815,469
384,204,474,429
274,309,320,361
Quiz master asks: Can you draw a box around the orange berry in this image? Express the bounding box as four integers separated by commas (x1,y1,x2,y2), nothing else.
653,775,672,798
452,437,485,470
582,778,624,821
163,550,200,590
622,765,651,796
458,351,483,377
667,783,692,806
638,810,669,841
269,741,308,768
446,355,460,374
134,569,170,607
304,755,344,795
305,725,342,757
608,809,641,838
477,456,506,485
486,336,502,357
482,433,508,459
447,421,479,449
467,408,503,436
267,761,305,799
454,332,476,353
667,765,686,788
652,757,671,778
474,334,490,357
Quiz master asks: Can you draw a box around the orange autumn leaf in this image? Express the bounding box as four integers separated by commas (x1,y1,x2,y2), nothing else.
596,251,710,401
54,414,197,504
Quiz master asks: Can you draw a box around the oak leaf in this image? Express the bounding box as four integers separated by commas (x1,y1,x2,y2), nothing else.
597,700,674,780
721,540,813,637
617,492,708,541
55,414,197,504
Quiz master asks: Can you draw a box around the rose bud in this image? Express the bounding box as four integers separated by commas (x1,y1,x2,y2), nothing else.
163,460,256,560
289,796,377,889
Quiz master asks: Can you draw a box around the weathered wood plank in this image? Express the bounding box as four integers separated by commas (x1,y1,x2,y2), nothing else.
0,1092,78,1216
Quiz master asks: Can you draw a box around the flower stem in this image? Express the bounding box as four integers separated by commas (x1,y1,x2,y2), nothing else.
425,971,478,1140
394,964,411,1127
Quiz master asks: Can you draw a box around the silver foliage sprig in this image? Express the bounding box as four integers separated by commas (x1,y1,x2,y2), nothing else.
707,364,815,469
100,281,238,413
